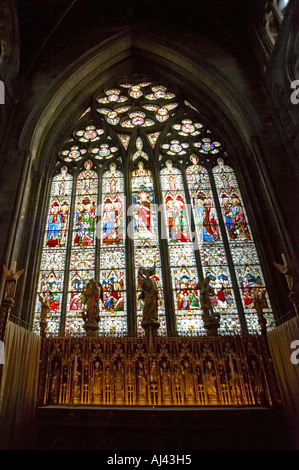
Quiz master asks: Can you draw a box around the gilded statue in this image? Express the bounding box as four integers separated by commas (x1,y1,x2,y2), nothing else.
173,364,182,405
182,361,194,399
249,358,265,405
204,360,218,404
73,369,81,403
104,366,112,404
126,365,135,405
92,361,102,402
114,362,124,403
39,291,51,323
161,362,171,402
137,361,147,401
50,361,60,404
39,290,52,336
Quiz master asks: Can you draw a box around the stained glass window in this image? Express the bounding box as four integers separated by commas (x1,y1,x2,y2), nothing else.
33,79,275,337
160,160,201,335
131,140,167,336
212,159,273,333
34,167,73,335
99,163,127,335
186,156,240,335
65,161,98,335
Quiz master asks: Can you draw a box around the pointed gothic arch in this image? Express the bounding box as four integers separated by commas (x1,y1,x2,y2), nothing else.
3,30,289,333
22,74,278,338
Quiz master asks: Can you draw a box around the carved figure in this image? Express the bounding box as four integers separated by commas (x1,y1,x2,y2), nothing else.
114,362,124,403
161,362,171,401
195,276,215,316
39,290,52,323
50,361,60,404
126,365,135,405
82,279,103,325
138,267,159,323
204,360,218,404
173,365,182,405
182,361,194,399
2,264,24,301
137,361,147,401
92,361,102,401
249,358,265,405
274,259,295,292
252,281,267,332
274,254,298,316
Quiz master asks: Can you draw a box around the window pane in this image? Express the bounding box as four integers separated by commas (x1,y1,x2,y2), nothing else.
186,155,241,334
160,160,201,335
65,161,97,335
131,156,167,336
34,167,73,335
212,158,275,333
99,163,127,336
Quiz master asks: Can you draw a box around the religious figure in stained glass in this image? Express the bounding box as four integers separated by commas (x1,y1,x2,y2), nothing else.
132,163,155,239
214,159,250,241
74,196,96,246
102,196,123,244
46,201,64,247
102,164,124,245
223,196,250,241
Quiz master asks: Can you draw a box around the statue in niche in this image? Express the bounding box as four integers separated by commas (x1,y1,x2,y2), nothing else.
160,361,171,402
138,267,159,325
73,368,81,403
195,276,220,335
114,362,124,403
248,357,266,406
204,360,218,404
82,278,103,336
60,364,68,404
92,361,102,403
126,364,135,405
149,358,159,404
82,365,89,404
137,361,147,402
104,365,112,404
173,364,182,405
50,361,60,404
182,360,194,400
228,357,242,405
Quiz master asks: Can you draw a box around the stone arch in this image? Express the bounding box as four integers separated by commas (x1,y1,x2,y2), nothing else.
2,29,288,323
